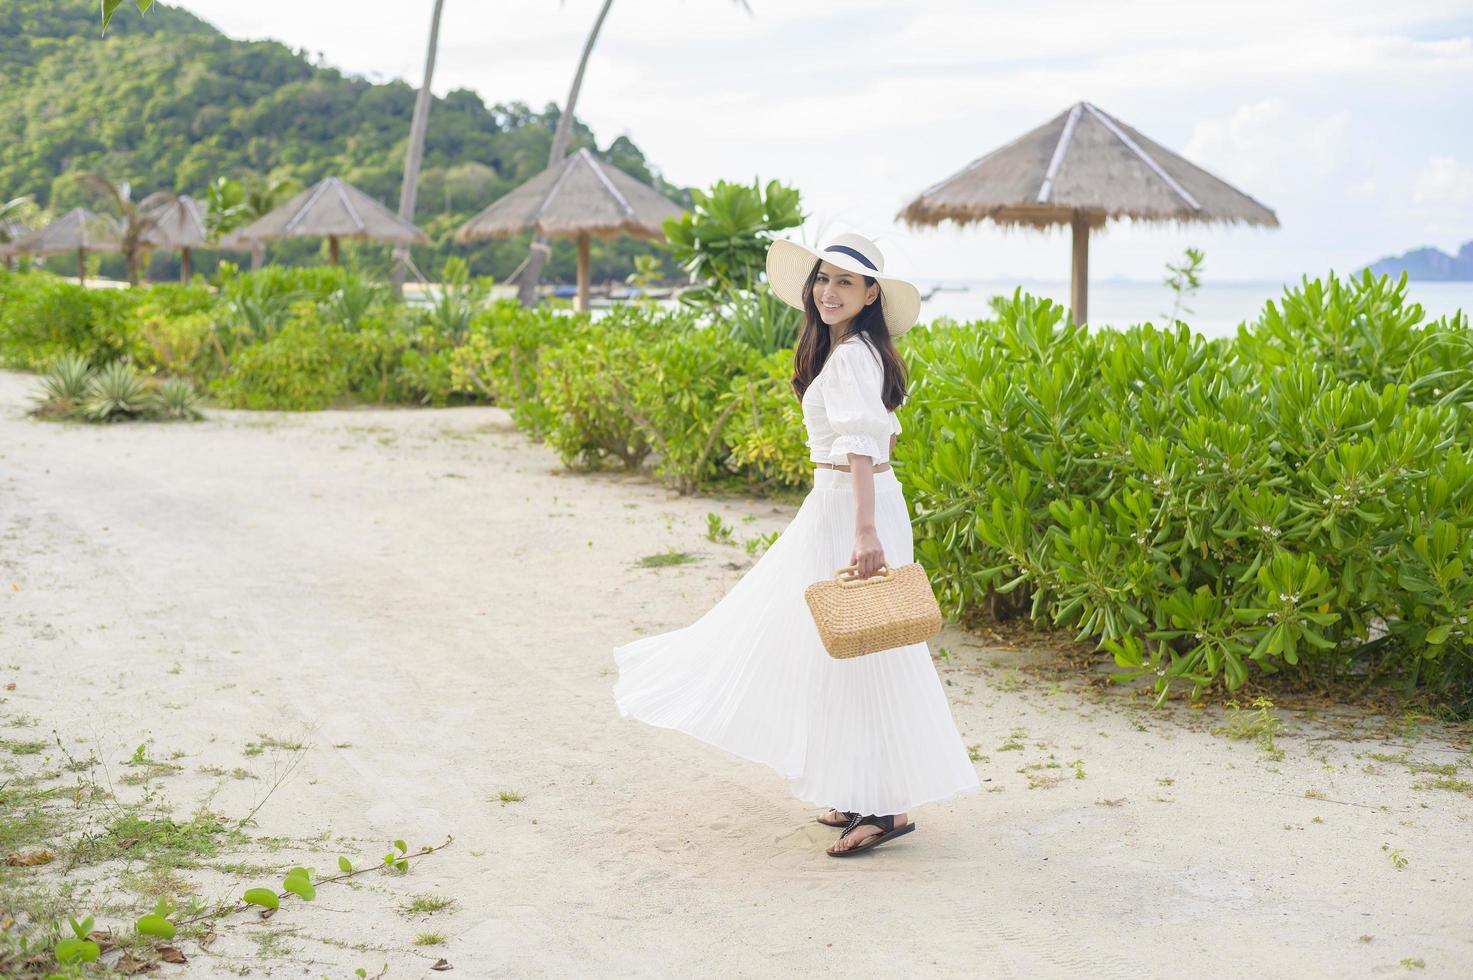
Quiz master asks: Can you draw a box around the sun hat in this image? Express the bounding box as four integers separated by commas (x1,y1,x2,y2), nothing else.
765,233,923,336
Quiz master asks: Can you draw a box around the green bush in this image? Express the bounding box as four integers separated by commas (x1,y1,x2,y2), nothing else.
903,274,1473,706
0,270,142,368
539,321,654,471
716,347,809,492
449,302,583,433
210,319,353,410
8,259,1471,707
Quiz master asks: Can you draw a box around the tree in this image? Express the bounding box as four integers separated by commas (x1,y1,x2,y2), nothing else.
515,0,615,306
206,175,304,271
0,196,35,271
391,0,447,291
77,173,168,286
515,0,749,306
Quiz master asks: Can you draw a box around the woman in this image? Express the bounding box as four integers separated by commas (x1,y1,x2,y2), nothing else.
612,233,978,856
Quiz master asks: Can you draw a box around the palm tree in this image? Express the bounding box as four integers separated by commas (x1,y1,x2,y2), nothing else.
515,0,751,306
0,196,34,272
208,175,304,271
391,0,447,292
515,0,615,307
77,174,168,286
240,176,303,271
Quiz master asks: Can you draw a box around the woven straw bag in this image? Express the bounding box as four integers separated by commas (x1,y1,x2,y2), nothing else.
804,563,943,660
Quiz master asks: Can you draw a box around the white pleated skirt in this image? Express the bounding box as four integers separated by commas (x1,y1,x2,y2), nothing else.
611,467,980,816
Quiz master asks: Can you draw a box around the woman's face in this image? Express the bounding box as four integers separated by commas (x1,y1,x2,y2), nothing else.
812,261,878,328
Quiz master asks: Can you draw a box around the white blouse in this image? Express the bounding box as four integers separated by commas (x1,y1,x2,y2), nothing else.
801,336,903,466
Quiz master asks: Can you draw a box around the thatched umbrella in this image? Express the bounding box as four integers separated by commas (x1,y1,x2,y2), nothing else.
454,148,683,311
0,220,31,271
898,101,1279,325
231,177,428,267
10,208,122,286
141,193,210,282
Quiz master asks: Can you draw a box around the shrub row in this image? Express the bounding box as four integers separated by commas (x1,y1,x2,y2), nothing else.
3,265,1469,706
902,274,1473,706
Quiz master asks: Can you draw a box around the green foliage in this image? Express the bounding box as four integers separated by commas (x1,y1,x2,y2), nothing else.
663,178,803,298
0,269,142,368
210,320,353,410
722,347,810,489
154,376,203,419
904,272,1473,705
8,252,1471,707
448,302,584,434
82,360,152,421
101,0,155,33
37,351,92,409
425,257,491,340
705,513,735,544
534,308,775,491
1163,246,1205,324
242,887,279,911
663,177,805,353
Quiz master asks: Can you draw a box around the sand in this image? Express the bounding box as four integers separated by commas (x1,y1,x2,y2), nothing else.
1,366,1470,979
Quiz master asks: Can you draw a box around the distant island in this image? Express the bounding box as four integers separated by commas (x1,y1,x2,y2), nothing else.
1364,240,1473,281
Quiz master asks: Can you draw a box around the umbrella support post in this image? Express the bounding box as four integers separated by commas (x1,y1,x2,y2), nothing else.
576,232,590,313
329,236,340,267
1070,211,1089,326
77,248,86,287
180,247,191,283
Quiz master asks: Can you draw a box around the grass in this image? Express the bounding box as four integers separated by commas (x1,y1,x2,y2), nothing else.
996,729,1027,752
3,738,47,755
243,733,308,757
72,811,247,868
1412,775,1473,796
403,894,456,915
414,931,447,946
120,865,194,900
1213,697,1285,760
635,548,697,568
496,790,524,803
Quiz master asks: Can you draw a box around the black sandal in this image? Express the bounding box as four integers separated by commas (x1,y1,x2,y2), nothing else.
817,809,858,828
827,812,915,857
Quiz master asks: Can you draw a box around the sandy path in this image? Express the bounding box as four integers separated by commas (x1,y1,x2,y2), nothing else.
1,367,1470,979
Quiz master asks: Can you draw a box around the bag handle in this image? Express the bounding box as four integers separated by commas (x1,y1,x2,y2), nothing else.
834,564,894,588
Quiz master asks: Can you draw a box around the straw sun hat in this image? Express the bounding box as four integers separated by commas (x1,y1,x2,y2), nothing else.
765,233,922,336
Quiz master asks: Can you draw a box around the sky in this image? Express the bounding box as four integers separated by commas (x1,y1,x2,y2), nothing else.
174,0,1473,284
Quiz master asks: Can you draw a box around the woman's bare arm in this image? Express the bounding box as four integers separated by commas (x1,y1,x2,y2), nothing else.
848,453,885,578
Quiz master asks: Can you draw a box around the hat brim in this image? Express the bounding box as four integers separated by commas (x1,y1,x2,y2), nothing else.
765,239,922,337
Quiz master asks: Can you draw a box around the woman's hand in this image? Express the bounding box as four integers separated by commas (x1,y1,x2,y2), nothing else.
851,525,887,579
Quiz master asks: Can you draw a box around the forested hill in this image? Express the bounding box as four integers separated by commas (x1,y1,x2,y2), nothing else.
0,0,684,280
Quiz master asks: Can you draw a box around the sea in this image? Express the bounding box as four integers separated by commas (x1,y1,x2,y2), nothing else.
910,279,1473,340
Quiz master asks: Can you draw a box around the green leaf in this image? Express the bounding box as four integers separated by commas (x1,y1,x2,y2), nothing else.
394,859,409,872
282,874,316,901
101,0,126,31
338,856,353,873
243,887,280,911
1425,624,1451,645
138,0,155,12
54,938,101,965
394,839,407,854
135,914,176,940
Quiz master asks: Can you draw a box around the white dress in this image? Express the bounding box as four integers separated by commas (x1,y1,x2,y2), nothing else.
611,336,980,816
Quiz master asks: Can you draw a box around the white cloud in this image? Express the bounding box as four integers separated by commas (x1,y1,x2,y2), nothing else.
1412,155,1473,207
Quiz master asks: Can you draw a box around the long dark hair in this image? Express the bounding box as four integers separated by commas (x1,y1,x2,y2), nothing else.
790,260,908,409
